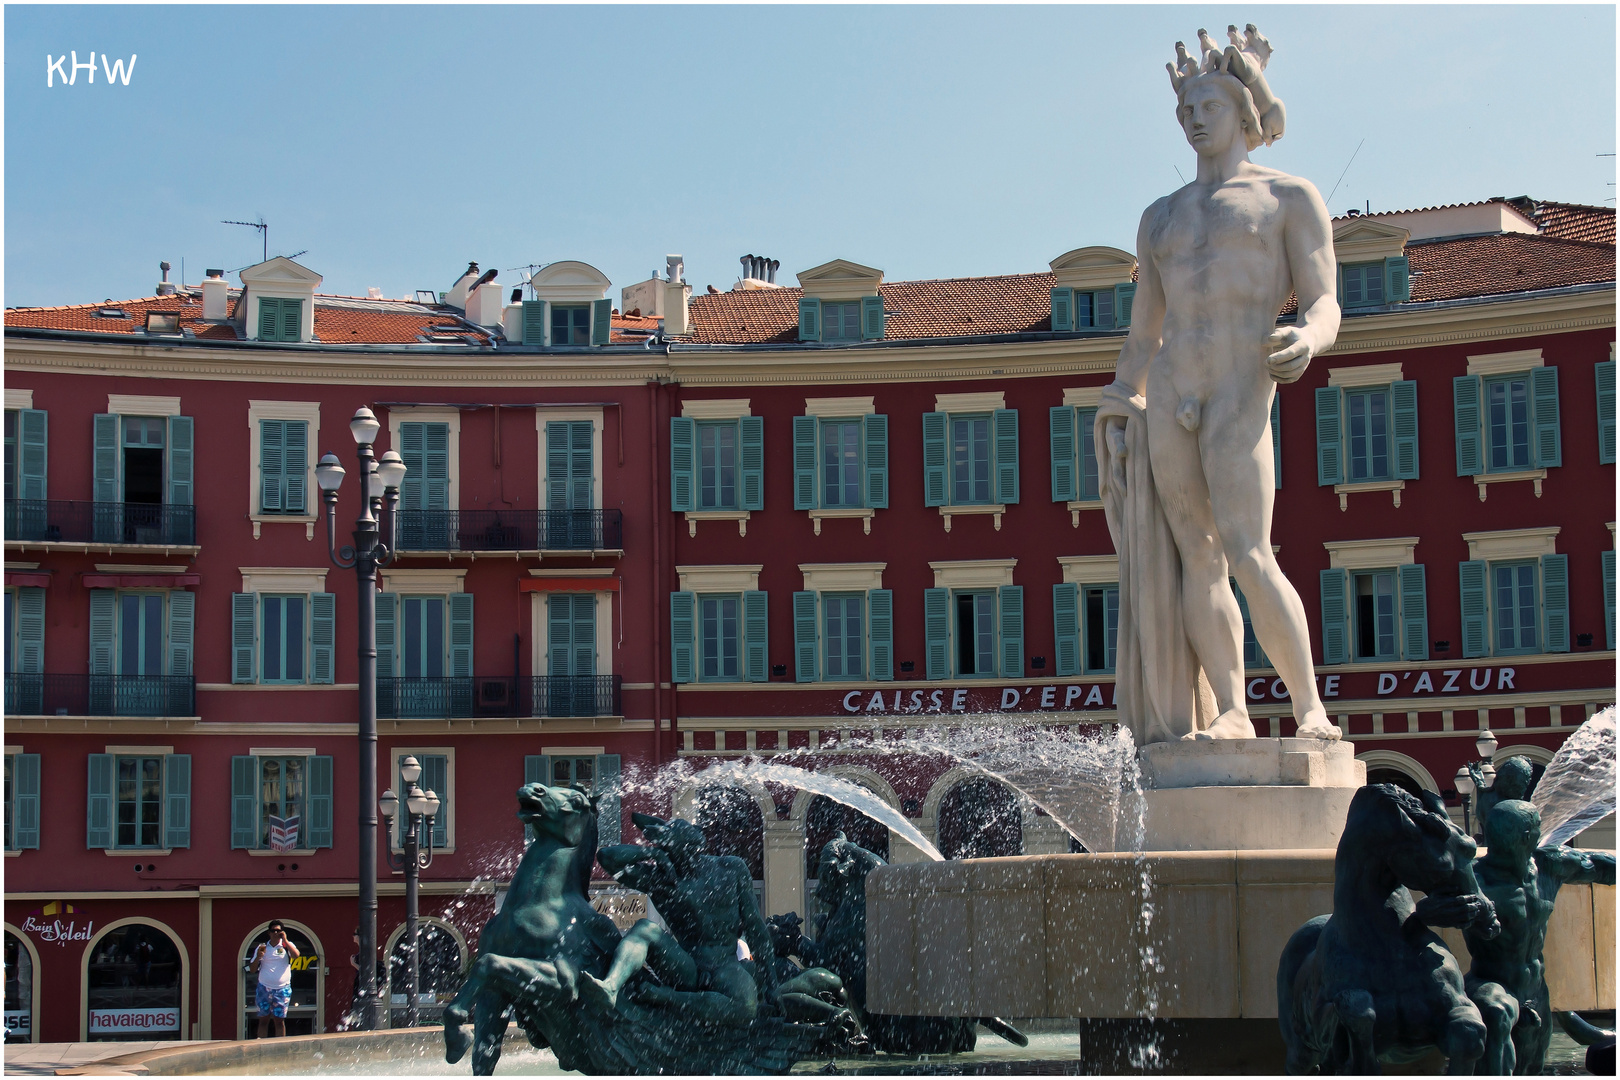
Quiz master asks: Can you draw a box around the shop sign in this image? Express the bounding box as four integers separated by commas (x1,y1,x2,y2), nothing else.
88,1008,179,1034
4,1011,30,1037
20,904,94,946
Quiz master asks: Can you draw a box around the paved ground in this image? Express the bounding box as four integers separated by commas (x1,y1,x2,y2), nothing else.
3,1041,195,1076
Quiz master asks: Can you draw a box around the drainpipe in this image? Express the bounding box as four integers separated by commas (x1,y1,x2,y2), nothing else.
648,377,664,767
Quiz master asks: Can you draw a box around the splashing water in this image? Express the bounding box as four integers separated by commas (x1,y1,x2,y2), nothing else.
1533,707,1616,847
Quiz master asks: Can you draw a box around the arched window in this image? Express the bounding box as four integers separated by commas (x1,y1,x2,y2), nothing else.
386,919,466,1028
804,795,889,879
238,923,322,1038
5,929,37,1043
85,922,183,1041
937,777,1023,859
695,785,763,882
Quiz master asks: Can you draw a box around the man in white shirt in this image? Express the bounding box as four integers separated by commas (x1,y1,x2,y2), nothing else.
249,921,300,1038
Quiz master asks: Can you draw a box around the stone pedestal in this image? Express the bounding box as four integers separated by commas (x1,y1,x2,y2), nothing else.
1137,737,1364,852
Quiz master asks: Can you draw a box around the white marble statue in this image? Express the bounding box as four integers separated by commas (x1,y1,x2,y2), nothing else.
1096,25,1341,744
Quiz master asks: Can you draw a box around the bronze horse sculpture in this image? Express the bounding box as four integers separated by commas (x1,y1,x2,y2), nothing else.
1277,784,1502,1074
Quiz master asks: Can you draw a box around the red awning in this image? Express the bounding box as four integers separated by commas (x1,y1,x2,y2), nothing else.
5,571,51,588
519,577,619,593
82,574,200,589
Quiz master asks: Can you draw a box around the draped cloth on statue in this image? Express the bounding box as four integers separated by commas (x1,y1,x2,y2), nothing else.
1097,385,1217,745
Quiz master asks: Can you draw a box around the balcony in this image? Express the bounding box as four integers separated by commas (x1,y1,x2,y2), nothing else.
393,509,622,555
377,675,622,719
5,674,196,717
5,500,197,551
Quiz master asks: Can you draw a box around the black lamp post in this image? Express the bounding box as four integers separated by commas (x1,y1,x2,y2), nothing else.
1453,728,1500,839
315,408,408,1032
380,755,440,1028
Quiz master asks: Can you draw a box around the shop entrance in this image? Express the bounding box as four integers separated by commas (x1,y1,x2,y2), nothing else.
84,921,185,1041
385,920,465,1028
238,923,323,1038
4,929,36,1043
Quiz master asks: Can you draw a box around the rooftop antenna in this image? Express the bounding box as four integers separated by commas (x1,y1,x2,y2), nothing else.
1325,138,1365,208
223,217,268,263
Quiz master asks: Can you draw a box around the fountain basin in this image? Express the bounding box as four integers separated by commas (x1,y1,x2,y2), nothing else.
866,851,1615,1020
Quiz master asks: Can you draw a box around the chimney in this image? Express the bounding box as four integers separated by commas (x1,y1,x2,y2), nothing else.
155,261,176,296
201,269,228,321
767,259,779,284
464,281,505,328
664,254,691,336
445,261,482,310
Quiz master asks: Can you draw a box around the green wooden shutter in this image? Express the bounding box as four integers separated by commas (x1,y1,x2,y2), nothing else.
670,417,696,512
375,591,398,689
743,590,768,683
448,593,474,677
12,754,40,849
17,408,47,500
922,412,948,506
924,588,949,681
571,594,594,678
283,420,308,513
1094,291,1115,330
1594,362,1607,466
1541,553,1570,653
1391,379,1420,480
88,589,115,675
167,590,194,679
307,755,334,848
569,421,593,509
1050,288,1073,333
1531,366,1561,468
260,420,285,511
232,593,257,683
1053,583,1081,677
1603,549,1615,650
594,754,622,846
1050,406,1077,502
546,422,570,510
999,585,1024,677
1459,561,1489,659
423,422,450,510
281,299,303,342
994,409,1019,504
1398,563,1429,661
1270,393,1282,489
167,416,194,507
861,295,885,340
792,416,817,510
14,587,44,676
793,591,818,683
400,422,424,509
1232,581,1268,669
548,594,572,677
798,297,821,342
739,416,764,511
1315,386,1344,485
1319,568,1349,665
87,753,114,849
522,301,547,345
310,592,335,684
164,754,191,849
863,414,889,509
1384,256,1411,303
94,413,119,504
525,755,551,786
591,298,612,346
258,297,281,341
670,591,695,684
421,755,448,847
1114,283,1136,328
1454,374,1483,476
230,755,259,848
868,589,893,682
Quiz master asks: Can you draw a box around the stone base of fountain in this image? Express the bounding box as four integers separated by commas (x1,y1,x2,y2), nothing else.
1137,737,1364,851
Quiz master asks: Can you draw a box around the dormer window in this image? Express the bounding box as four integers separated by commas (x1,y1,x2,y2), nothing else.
794,260,886,343
1330,220,1411,310
143,312,181,335
1073,289,1115,329
550,304,592,345
821,302,862,342
1048,246,1137,333
1341,262,1386,307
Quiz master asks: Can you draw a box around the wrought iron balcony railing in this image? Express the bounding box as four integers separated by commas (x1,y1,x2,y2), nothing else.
393,509,622,553
376,675,622,719
5,673,196,717
5,500,196,547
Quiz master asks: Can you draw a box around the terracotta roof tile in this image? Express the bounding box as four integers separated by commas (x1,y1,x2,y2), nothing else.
1529,201,1615,245
1406,232,1615,302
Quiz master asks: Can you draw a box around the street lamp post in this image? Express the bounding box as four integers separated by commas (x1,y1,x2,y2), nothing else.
380,755,440,1028
1454,728,1501,840
316,409,407,1031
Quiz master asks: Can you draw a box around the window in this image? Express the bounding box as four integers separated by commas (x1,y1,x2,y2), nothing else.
1341,262,1385,307
1315,381,1417,486
86,923,183,1040
547,755,594,788
376,592,474,718
1454,367,1560,477
1083,585,1120,674
1320,564,1429,665
92,413,194,544
821,303,861,342
545,420,594,511
231,592,335,686
670,416,764,514
1049,284,1135,332
86,752,189,850
230,754,333,850
792,587,891,682
121,418,165,506
88,590,194,716
796,295,885,343
1597,360,1615,465
3,411,15,503
392,752,448,849
924,409,1018,508
792,415,888,513
822,594,864,680
524,752,622,844
261,596,307,683
1074,289,1115,328
551,304,591,346
822,422,861,507
118,593,166,676
1050,406,1101,503
925,583,1021,680
700,595,740,681
258,420,308,514
699,423,737,509
5,587,44,713
671,588,767,684
1491,561,1539,655
257,297,303,342
955,591,996,677
3,752,40,851
399,421,451,513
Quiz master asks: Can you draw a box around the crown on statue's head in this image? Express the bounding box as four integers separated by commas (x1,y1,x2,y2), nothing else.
1167,24,1286,150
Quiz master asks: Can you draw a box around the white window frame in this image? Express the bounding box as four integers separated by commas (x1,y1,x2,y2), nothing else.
529,590,615,677
535,408,605,511
386,407,462,512
388,745,456,853
241,747,319,855
247,401,321,540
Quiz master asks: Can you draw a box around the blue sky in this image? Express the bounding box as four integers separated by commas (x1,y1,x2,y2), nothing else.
5,5,1614,308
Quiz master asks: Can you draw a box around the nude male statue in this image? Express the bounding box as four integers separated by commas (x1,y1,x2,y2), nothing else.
1096,26,1340,741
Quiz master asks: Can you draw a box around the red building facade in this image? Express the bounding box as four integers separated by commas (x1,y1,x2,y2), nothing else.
4,198,1615,1043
